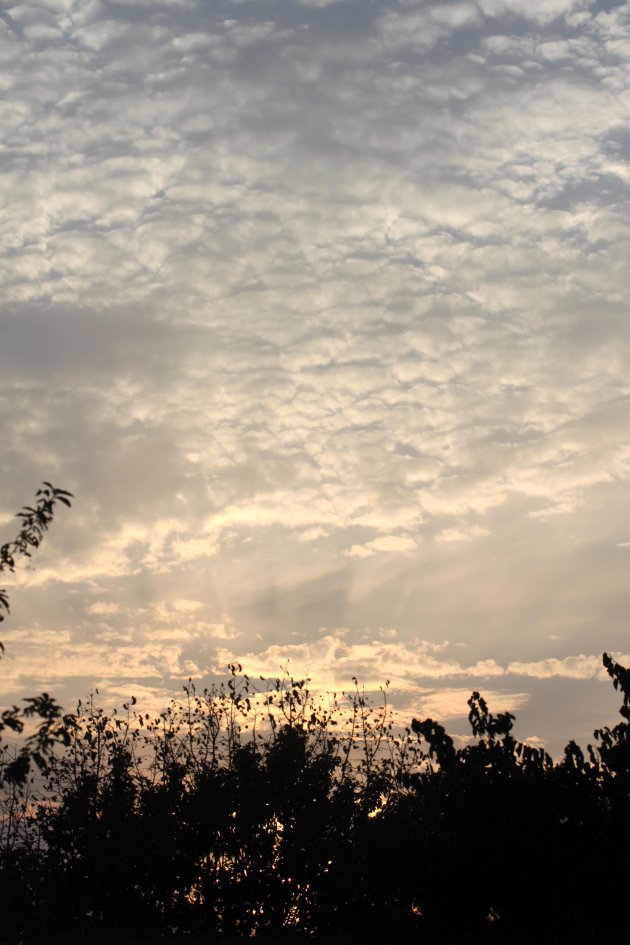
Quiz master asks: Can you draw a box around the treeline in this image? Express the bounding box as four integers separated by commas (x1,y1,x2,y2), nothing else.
1,656,630,945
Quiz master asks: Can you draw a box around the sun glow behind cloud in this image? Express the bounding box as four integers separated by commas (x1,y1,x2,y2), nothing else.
1,0,630,754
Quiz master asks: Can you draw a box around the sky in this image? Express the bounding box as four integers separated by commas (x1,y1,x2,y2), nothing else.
1,0,630,757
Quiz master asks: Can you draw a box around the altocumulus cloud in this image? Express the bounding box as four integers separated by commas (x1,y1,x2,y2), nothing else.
1,0,630,755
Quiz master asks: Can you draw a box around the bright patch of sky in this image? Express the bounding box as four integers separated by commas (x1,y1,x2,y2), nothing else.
1,0,630,754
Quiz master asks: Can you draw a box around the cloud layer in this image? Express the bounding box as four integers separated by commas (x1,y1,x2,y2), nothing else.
1,0,630,754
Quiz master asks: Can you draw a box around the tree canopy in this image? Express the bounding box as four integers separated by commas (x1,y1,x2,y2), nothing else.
1,658,629,945
0,484,73,783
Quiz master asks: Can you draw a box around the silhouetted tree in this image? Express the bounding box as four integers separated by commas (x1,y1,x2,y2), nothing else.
0,484,72,785
0,483,72,630
2,626,630,943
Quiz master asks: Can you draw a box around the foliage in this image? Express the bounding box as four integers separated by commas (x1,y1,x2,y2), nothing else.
0,482,73,629
0,484,73,784
1,656,630,944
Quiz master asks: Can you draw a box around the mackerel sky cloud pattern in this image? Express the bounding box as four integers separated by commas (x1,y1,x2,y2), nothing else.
1,0,629,754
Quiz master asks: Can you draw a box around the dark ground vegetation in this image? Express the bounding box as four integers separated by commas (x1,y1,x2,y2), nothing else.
1,489,629,944
1,657,629,945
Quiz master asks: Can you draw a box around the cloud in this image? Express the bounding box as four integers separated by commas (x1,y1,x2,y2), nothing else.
86,601,119,616
217,630,628,686
1,0,630,753
378,2,483,55
346,534,418,557
507,654,628,680
435,523,489,544
477,0,589,23
405,687,531,722
215,630,501,691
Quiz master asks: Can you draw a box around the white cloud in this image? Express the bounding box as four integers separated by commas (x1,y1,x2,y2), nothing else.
507,654,630,680
297,0,343,7
86,601,119,616
1,0,629,752
406,687,531,722
477,0,590,23
170,598,204,613
378,3,482,54
435,524,489,544
214,630,509,694
346,535,418,557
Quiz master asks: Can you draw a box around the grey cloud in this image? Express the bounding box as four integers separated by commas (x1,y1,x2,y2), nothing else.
1,0,630,751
